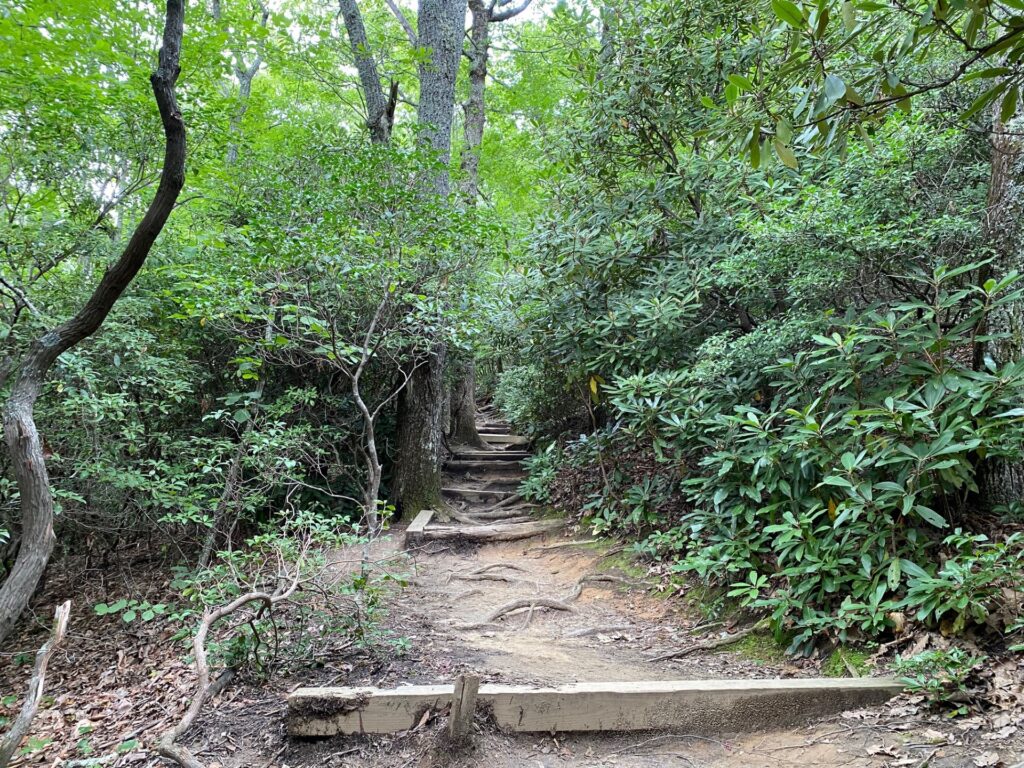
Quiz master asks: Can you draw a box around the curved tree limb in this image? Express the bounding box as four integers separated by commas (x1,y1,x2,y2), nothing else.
156,557,303,768
0,0,186,646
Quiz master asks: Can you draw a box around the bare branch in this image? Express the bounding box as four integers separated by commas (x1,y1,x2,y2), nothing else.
490,0,532,22
384,0,418,46
0,601,71,768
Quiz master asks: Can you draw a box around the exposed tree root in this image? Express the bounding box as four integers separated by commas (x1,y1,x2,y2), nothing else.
527,539,598,553
565,624,634,638
480,573,631,625
647,623,762,662
485,597,576,622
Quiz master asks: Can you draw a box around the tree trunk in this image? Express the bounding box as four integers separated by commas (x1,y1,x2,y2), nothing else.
416,0,466,195
395,347,447,515
0,0,186,645
977,116,1024,511
392,0,465,513
338,0,397,145
460,0,490,202
450,359,487,448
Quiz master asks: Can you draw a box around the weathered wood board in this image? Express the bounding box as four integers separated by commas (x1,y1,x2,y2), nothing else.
403,509,435,547
288,678,903,737
481,434,529,445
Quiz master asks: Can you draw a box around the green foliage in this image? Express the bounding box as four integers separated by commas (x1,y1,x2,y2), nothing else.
894,647,987,714
93,599,168,624
519,445,560,503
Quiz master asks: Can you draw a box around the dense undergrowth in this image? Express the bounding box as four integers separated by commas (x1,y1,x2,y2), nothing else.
487,0,1024,660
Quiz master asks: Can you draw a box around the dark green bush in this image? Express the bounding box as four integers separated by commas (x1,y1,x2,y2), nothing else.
534,267,1024,651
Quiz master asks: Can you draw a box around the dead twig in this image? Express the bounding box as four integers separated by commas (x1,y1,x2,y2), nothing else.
0,600,71,768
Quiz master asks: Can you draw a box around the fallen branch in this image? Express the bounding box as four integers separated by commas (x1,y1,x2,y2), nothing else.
0,600,71,768
156,556,303,768
647,624,761,663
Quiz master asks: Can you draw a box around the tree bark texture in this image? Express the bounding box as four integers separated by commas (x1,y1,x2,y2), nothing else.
395,346,447,515
0,0,186,645
460,0,490,202
338,0,397,145
450,359,487,448
416,0,466,195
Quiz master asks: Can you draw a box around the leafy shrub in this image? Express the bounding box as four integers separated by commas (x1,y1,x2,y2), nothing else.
520,445,560,503
546,268,1024,650
894,647,987,714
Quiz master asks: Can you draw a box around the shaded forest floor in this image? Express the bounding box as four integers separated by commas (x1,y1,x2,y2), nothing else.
3,524,1024,768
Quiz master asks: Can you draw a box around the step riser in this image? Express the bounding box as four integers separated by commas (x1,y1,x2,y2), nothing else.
442,489,516,503
289,679,903,736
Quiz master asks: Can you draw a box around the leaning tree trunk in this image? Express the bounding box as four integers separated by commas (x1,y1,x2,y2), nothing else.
977,115,1024,510
0,0,186,645
395,347,447,515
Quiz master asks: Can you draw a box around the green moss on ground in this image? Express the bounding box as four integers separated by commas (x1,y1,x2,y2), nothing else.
731,631,788,665
822,647,873,677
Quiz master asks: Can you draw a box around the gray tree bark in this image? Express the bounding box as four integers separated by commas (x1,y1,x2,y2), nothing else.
0,0,186,645
338,0,398,144
395,346,447,514
393,0,467,514
449,358,487,448
415,0,466,194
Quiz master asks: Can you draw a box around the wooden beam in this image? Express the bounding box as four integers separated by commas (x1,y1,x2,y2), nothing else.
403,508,435,547
448,674,480,740
288,678,904,737
481,435,529,445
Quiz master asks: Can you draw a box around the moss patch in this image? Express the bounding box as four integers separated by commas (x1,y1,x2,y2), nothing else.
822,647,873,678
728,631,788,665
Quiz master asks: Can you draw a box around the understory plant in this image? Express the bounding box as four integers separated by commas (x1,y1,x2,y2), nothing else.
528,267,1024,651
